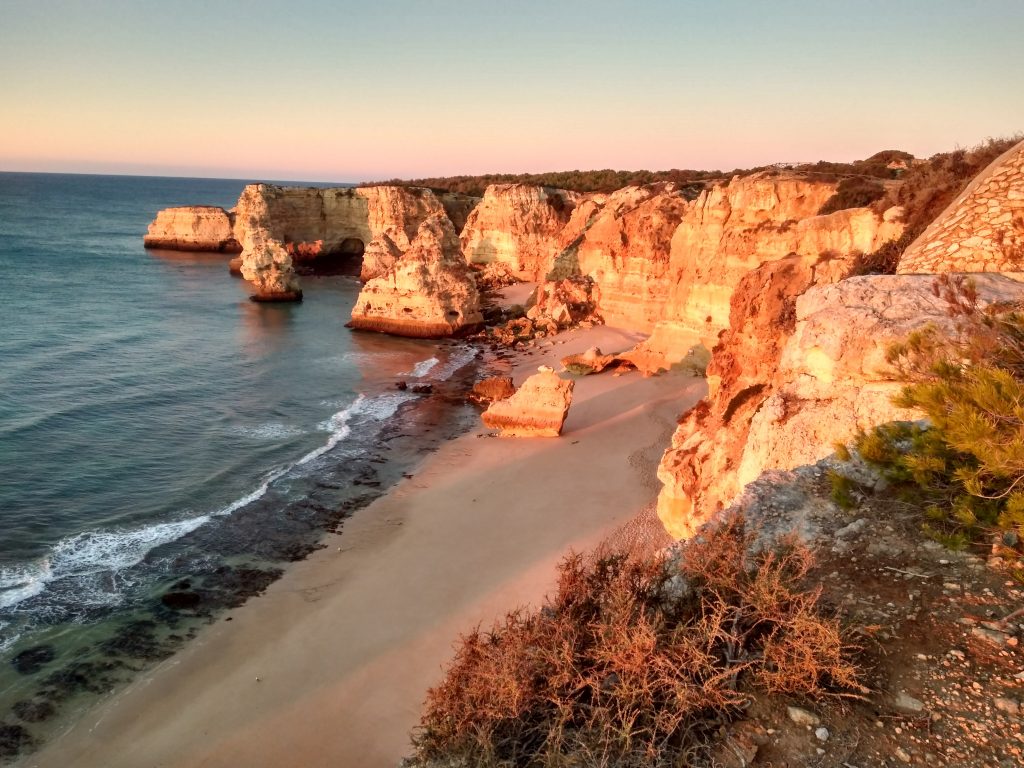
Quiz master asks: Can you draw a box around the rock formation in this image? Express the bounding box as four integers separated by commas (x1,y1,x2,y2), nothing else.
565,189,691,331
143,206,240,252
656,269,1024,540
481,368,574,437
560,347,619,375
541,175,901,336
469,376,516,406
348,214,483,338
618,321,701,375
460,185,579,280
898,138,1024,274
237,228,304,302
665,174,904,338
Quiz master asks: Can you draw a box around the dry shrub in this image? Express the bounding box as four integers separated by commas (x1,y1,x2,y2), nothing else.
409,516,858,767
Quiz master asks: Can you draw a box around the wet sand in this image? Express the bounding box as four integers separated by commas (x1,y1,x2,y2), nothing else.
29,326,705,768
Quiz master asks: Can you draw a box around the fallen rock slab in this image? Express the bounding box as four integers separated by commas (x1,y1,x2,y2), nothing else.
481,368,574,437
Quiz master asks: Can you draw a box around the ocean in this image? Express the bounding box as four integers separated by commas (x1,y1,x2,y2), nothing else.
0,172,477,758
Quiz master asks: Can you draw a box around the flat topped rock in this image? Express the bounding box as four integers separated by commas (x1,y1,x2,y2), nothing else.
481,370,574,437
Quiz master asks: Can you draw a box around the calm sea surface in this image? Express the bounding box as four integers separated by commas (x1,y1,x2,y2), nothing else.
0,172,476,757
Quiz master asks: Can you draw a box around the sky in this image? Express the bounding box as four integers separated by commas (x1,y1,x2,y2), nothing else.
1,0,1022,182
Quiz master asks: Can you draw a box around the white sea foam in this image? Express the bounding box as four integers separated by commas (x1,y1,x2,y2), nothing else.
0,391,415,616
401,356,439,377
431,346,477,379
229,423,307,440
0,620,18,653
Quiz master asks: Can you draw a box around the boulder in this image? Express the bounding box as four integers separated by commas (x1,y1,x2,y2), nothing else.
349,215,483,338
618,321,702,375
143,206,240,252
481,369,574,437
560,346,619,375
469,376,516,406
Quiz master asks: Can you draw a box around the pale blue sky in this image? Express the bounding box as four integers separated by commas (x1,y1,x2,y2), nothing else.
1,0,1021,180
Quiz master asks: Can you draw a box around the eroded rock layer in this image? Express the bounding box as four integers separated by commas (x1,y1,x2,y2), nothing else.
143,206,240,252
657,270,1024,540
348,215,482,338
481,369,574,437
665,174,903,337
460,184,579,281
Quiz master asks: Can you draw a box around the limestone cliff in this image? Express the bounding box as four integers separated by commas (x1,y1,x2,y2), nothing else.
898,138,1024,274
656,269,1024,540
665,174,903,338
460,184,579,281
567,190,690,331
143,206,240,252
348,214,483,338
542,175,900,336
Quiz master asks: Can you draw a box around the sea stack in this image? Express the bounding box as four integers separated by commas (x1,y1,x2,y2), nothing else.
143,206,240,252
348,214,483,337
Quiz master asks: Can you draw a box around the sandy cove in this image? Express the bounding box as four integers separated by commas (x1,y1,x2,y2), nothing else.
28,325,705,768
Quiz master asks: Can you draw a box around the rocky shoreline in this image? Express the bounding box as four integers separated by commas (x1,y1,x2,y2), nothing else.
143,137,1024,549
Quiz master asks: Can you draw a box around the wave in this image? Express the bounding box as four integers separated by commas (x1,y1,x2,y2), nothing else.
0,390,414,620
228,423,308,440
432,346,478,379
401,356,439,377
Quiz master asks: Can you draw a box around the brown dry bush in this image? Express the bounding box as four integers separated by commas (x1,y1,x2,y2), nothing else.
409,516,858,767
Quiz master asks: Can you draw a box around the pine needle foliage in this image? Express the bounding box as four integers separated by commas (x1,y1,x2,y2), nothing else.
852,275,1024,548
409,517,858,768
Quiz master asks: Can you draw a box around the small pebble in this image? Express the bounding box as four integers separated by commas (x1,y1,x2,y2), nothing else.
815,727,830,742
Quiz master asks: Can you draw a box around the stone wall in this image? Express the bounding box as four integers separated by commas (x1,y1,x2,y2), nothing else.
898,139,1024,274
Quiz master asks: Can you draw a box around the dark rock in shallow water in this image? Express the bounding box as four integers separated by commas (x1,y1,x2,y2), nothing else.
13,698,55,723
395,380,409,390
41,659,126,700
161,590,202,611
100,620,172,661
0,724,33,759
11,645,56,675
411,383,434,394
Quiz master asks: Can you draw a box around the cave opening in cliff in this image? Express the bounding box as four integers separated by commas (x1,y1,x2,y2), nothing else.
299,237,365,276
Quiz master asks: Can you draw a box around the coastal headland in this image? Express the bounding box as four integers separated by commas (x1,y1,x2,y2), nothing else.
17,136,1024,766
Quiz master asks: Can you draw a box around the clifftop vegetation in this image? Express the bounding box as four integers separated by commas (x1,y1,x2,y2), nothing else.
362,150,916,197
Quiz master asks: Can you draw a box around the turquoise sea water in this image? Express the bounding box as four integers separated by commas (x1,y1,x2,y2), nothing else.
0,172,476,757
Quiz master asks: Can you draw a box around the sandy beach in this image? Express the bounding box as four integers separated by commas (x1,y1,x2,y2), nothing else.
28,325,705,768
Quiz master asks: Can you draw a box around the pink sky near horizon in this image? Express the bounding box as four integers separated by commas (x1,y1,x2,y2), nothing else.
2,1,1022,182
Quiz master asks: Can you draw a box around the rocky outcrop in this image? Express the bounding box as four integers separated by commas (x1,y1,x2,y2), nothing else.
567,190,691,332
461,185,579,280
143,206,240,252
656,269,1024,540
655,252,860,539
469,376,516,406
898,138,1024,274
666,174,904,338
541,175,900,338
481,368,574,437
358,186,453,280
237,228,304,302
618,321,702,375
560,347,619,375
228,183,456,301
349,215,482,338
